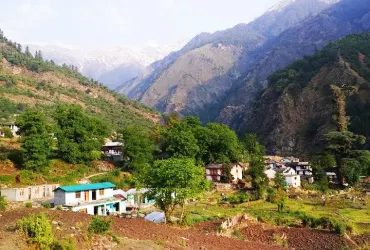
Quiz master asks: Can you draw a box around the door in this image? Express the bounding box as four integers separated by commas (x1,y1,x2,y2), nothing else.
92,190,96,200
84,191,89,201
94,206,98,215
28,188,32,200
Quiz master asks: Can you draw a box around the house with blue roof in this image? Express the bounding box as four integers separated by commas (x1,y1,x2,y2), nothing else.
53,182,126,216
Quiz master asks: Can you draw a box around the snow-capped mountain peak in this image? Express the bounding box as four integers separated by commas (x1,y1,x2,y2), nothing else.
27,41,187,89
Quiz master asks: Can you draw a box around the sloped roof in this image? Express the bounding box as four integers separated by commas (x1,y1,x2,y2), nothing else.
104,142,123,147
54,182,116,192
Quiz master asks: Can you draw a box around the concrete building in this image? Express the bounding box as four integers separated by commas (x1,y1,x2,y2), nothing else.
53,182,126,215
205,163,247,183
0,184,59,202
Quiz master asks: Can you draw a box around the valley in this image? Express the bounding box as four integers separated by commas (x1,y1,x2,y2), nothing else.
1,0,370,249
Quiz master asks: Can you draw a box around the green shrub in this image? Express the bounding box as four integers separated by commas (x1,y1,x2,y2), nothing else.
334,222,346,235
180,214,193,226
51,238,76,250
17,213,54,249
25,202,32,208
56,205,62,210
0,195,8,211
42,202,51,209
233,229,245,240
0,127,14,138
88,216,111,235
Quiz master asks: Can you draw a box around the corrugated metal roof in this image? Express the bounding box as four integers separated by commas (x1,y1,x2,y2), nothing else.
54,182,116,192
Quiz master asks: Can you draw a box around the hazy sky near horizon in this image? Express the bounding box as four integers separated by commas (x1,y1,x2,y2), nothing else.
0,0,281,49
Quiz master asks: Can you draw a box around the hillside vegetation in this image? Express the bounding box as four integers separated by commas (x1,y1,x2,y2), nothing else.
0,29,159,129
245,32,370,155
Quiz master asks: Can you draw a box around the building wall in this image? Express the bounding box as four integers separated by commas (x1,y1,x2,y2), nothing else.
0,188,17,201
230,165,243,181
57,188,114,206
1,184,58,202
286,175,301,188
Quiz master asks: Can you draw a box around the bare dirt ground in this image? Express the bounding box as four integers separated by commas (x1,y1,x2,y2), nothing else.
1,209,369,249
0,209,283,250
239,222,370,250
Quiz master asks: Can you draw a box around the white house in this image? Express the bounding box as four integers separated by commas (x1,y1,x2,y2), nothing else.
264,168,277,179
1,184,59,202
281,167,301,188
205,163,247,183
53,182,126,215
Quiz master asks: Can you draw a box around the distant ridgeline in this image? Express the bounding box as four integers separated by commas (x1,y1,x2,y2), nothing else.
245,32,370,155
0,29,159,130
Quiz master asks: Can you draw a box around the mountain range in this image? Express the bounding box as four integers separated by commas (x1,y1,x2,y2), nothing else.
27,42,186,89
22,0,370,155
116,0,342,122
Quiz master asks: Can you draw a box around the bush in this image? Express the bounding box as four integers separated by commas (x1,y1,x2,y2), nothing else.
0,195,8,211
334,222,346,235
0,126,14,138
180,214,193,226
25,202,32,208
88,216,111,235
51,238,76,250
17,213,54,249
42,202,51,209
233,229,245,240
56,205,62,210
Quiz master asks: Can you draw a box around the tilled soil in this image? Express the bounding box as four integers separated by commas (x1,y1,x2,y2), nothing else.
0,209,283,250
239,222,369,250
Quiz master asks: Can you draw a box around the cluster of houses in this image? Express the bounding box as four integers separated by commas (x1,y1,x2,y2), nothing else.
264,156,314,188
204,156,315,188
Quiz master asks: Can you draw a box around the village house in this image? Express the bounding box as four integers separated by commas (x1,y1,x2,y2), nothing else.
0,123,19,137
280,167,301,188
205,163,247,183
102,141,123,161
124,188,155,210
0,184,59,202
53,182,126,216
291,162,314,183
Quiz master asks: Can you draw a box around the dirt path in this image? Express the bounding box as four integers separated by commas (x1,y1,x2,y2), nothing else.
79,172,107,184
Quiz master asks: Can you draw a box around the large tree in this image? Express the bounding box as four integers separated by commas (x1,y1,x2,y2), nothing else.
16,110,52,170
142,158,207,223
121,125,156,172
325,131,365,185
54,105,108,164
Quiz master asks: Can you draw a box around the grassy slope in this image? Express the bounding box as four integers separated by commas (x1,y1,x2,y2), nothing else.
0,38,159,130
181,189,370,235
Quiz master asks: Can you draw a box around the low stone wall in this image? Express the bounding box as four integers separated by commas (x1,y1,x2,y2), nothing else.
214,183,233,192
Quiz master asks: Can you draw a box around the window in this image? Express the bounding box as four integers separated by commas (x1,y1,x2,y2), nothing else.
20,189,24,196
76,192,81,199
210,169,218,175
99,189,104,195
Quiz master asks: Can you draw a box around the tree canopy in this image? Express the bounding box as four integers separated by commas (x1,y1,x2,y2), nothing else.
54,105,108,164
141,158,207,223
16,110,52,170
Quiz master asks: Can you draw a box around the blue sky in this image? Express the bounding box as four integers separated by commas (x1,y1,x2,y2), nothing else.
0,0,281,49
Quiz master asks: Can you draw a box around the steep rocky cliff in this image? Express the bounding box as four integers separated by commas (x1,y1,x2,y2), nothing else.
244,33,370,155
217,0,370,130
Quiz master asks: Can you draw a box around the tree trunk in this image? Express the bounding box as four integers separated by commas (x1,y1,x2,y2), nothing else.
180,202,185,223
164,209,171,224
336,156,344,186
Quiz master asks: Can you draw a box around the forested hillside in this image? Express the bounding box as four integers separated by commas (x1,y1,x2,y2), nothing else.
245,32,370,155
0,29,159,129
